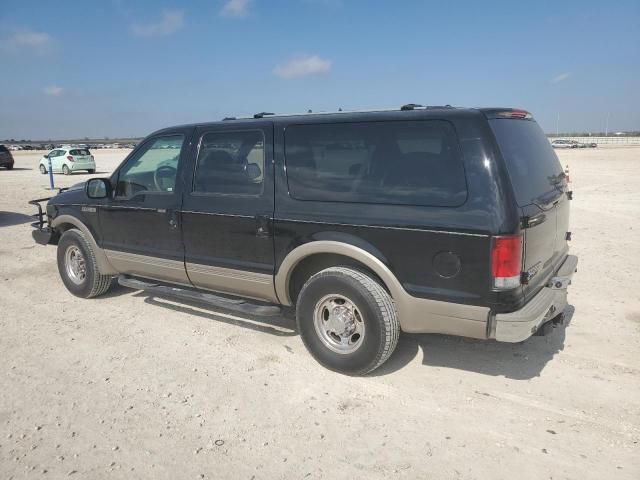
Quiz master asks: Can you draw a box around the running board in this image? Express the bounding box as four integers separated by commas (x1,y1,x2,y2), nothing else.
117,275,282,317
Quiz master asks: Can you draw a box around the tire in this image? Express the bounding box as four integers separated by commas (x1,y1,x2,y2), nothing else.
6,163,13,170
62,165,71,175
296,267,400,375
39,164,47,174
88,169,95,174
57,229,113,298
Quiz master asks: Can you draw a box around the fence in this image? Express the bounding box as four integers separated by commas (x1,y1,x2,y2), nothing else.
549,136,640,145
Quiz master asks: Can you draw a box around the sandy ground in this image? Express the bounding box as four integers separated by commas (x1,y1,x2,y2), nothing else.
0,147,639,480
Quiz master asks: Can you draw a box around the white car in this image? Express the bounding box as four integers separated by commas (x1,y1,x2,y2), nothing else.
39,147,96,175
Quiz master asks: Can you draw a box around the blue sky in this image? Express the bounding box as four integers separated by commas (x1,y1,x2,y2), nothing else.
0,0,638,139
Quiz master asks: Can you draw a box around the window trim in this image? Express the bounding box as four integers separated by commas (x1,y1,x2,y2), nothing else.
112,133,185,200
190,128,266,198
283,119,468,208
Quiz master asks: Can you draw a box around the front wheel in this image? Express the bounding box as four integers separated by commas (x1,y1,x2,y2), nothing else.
296,267,400,375
62,164,71,175
39,164,47,174
88,169,95,174
57,229,113,298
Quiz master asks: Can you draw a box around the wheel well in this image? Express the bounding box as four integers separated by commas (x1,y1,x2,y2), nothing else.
51,222,76,244
288,253,390,305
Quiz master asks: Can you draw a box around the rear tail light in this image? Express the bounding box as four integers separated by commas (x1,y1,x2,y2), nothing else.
491,235,523,289
66,155,74,162
496,109,532,120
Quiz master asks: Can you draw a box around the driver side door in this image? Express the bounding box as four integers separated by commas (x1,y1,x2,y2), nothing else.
99,129,193,285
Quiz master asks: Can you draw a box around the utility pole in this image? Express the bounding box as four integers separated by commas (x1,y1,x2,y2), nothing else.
605,112,610,136
556,112,560,136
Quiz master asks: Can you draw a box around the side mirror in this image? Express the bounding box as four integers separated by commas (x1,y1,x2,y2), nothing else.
86,178,111,199
246,163,261,181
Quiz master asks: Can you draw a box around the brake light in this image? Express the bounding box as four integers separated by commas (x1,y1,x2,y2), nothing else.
497,109,532,120
491,235,523,289
66,155,74,162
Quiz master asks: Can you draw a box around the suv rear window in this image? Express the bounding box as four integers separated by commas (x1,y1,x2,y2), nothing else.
284,120,467,207
490,119,564,207
69,149,90,156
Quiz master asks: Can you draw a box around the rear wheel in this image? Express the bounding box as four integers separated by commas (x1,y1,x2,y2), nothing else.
57,229,113,298
6,163,13,170
39,164,47,174
62,164,70,175
296,267,399,375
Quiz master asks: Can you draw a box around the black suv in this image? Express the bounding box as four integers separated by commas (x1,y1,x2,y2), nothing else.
0,145,15,170
31,106,577,375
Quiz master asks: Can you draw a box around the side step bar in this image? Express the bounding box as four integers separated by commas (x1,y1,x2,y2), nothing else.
117,275,282,317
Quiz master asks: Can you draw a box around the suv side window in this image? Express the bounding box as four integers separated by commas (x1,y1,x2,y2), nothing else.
193,130,264,196
115,135,184,198
284,120,467,207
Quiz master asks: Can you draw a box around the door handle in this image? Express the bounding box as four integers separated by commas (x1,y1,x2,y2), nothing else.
167,210,179,229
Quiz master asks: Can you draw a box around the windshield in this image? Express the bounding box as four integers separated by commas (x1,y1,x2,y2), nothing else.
490,119,564,207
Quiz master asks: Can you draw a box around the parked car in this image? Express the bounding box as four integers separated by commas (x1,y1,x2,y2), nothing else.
39,147,96,175
0,145,15,170
30,106,577,375
551,139,578,149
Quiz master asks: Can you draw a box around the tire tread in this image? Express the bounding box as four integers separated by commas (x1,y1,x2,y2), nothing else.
297,266,400,375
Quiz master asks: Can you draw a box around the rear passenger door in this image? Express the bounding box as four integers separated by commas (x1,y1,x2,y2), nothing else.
181,122,277,302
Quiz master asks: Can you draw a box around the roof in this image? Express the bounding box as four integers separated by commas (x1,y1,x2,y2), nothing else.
150,105,505,137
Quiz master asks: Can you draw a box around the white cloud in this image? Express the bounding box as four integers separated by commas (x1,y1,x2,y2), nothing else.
551,72,571,84
1,29,52,52
131,10,185,37
44,86,63,96
221,0,251,18
273,54,332,79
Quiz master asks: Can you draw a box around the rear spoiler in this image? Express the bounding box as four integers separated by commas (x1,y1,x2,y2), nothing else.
481,108,533,120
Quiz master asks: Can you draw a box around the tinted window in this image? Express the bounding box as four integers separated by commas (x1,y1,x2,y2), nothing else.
115,135,184,197
0,145,8,153
284,120,467,207
489,119,564,206
70,149,90,156
193,130,264,196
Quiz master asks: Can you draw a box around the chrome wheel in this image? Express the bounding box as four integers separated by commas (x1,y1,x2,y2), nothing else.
313,294,365,354
64,245,86,285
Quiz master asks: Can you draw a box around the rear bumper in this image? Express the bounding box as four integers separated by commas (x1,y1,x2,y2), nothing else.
69,162,95,171
494,254,578,342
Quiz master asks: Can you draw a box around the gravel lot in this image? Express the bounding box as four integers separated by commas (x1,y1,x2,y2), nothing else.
1,147,639,479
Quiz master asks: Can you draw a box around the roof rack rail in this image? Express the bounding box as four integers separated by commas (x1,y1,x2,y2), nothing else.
222,116,236,121
253,112,275,119
400,103,423,111
425,105,453,109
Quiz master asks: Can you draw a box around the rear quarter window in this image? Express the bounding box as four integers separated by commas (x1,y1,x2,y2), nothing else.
284,120,467,207
490,119,564,206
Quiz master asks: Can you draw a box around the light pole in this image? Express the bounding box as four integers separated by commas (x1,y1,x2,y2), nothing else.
605,112,610,137
556,112,560,136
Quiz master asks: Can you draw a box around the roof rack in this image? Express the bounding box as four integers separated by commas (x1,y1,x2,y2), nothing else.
400,103,424,111
253,112,275,119
400,103,453,111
